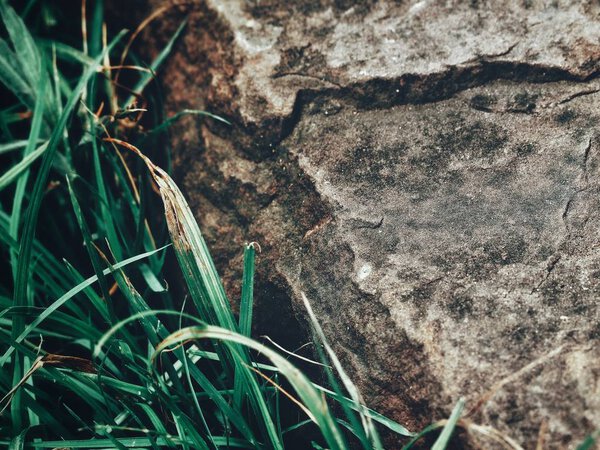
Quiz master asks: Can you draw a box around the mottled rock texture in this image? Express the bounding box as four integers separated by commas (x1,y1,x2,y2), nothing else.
124,0,600,447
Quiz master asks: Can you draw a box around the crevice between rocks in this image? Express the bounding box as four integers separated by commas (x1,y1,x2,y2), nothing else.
274,61,599,150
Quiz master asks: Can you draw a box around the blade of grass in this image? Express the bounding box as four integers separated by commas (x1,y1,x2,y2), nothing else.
153,325,348,450
0,2,41,91
0,142,48,192
66,176,113,308
143,109,230,139
0,140,43,155
8,426,29,450
301,292,382,449
9,67,48,282
577,430,600,450
401,422,446,450
4,50,49,429
431,398,465,450
91,136,123,261
238,244,255,337
234,243,256,410
0,39,32,107
1,244,170,367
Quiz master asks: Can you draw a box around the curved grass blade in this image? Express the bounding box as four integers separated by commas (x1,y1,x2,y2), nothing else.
144,109,230,139
401,422,446,450
153,325,348,450
124,19,187,108
316,386,413,438
0,244,170,367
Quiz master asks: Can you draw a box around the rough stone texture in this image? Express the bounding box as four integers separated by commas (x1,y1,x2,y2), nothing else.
128,1,600,447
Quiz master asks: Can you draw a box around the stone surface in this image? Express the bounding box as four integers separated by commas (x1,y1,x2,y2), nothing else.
128,0,600,447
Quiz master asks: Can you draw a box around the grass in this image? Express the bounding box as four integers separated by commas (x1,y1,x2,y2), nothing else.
0,1,595,449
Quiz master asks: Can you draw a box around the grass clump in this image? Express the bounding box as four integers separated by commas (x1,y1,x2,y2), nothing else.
0,1,475,448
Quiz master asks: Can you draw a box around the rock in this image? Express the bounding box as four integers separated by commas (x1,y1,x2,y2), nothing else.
127,0,600,447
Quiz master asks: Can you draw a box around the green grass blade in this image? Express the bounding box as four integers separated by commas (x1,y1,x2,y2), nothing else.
8,427,28,450
182,354,257,445
401,422,445,450
38,40,95,66
89,0,104,58
302,292,382,449
0,2,41,90
9,68,48,282
139,263,166,292
91,137,123,261
7,55,49,430
315,386,414,437
1,244,170,367
577,430,600,450
66,176,113,306
0,142,48,192
431,398,465,450
238,244,255,337
153,325,348,450
234,243,256,410
125,144,236,330
0,40,33,107
0,140,43,155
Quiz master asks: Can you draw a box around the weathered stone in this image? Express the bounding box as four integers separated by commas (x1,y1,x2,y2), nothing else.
128,0,600,447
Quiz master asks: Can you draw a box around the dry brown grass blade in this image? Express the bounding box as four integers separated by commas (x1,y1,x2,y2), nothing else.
464,421,525,450
467,344,567,417
103,138,195,257
246,364,316,423
114,4,170,85
261,335,330,368
104,65,152,73
536,419,548,450
42,354,96,373
113,0,194,82
0,356,44,413
1,354,95,413
100,137,159,249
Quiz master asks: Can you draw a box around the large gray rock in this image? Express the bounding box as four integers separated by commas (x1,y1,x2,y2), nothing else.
133,0,600,447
